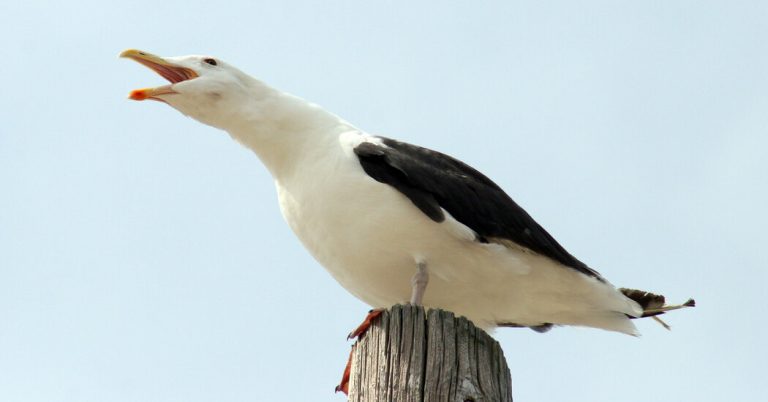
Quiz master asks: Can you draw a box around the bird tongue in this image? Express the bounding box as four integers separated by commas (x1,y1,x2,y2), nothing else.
130,57,196,84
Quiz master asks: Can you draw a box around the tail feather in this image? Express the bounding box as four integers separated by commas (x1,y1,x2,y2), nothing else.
619,288,695,329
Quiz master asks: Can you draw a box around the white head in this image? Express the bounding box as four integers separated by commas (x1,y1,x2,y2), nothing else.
120,49,275,130
121,49,353,177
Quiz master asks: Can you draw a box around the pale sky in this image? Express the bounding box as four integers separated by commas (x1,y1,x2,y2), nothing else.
1,1,766,401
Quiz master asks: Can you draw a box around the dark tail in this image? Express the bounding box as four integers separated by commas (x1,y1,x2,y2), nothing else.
620,288,696,329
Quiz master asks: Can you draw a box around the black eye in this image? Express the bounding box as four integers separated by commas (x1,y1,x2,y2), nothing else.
203,58,217,66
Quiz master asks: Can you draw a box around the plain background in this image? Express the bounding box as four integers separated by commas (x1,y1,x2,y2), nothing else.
1,1,765,401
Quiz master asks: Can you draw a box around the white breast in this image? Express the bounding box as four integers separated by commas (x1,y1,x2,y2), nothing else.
276,132,436,305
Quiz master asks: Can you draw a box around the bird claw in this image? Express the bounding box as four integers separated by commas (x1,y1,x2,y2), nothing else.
346,309,384,340
336,309,385,395
335,346,353,395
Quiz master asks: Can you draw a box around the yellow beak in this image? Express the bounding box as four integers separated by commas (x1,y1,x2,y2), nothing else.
120,49,198,101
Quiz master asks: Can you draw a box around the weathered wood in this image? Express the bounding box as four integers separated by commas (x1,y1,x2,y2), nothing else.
348,305,512,402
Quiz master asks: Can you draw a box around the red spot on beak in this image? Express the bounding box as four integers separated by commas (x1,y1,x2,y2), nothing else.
129,89,149,101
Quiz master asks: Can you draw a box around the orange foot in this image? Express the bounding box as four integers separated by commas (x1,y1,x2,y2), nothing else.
335,309,385,395
334,345,354,395
347,309,384,340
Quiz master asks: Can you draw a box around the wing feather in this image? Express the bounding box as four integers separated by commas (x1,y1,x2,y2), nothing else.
354,136,601,279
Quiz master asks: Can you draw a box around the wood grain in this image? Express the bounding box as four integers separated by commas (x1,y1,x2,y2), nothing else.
348,305,512,402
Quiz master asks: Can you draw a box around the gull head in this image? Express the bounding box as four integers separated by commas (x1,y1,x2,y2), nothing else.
121,49,266,129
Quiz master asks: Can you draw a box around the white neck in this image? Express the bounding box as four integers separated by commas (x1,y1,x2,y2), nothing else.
222,89,356,180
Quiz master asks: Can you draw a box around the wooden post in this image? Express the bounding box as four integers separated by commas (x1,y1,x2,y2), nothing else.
348,304,513,402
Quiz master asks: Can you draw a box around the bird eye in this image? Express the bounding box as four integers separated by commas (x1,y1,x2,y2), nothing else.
203,58,218,66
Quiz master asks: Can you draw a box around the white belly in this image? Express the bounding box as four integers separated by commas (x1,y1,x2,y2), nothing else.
276,152,451,307
274,134,640,333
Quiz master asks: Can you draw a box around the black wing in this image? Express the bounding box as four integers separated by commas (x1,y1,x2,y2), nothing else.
354,137,601,279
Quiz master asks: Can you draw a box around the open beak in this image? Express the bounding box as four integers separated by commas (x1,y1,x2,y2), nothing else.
120,49,198,101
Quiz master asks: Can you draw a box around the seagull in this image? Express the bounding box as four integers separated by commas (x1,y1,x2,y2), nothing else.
120,49,693,337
